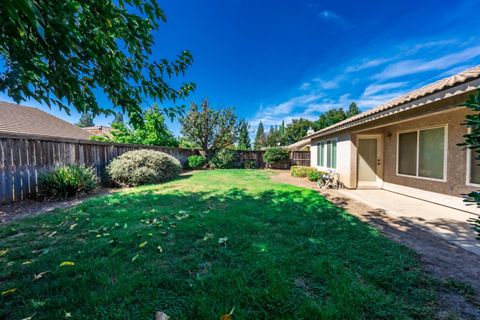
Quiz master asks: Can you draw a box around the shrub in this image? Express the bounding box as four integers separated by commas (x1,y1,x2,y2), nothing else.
107,149,181,187
39,164,99,199
242,159,257,169
187,155,206,170
307,170,325,182
209,149,240,169
263,147,290,166
290,166,318,178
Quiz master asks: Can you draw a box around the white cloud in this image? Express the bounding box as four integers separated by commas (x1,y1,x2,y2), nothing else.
318,10,343,23
345,58,391,73
373,45,480,80
249,39,480,129
363,81,408,97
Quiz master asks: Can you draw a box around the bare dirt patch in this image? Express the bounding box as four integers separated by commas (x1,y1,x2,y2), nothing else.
0,188,114,224
270,170,480,319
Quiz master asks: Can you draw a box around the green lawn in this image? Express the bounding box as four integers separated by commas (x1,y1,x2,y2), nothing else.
1,170,437,319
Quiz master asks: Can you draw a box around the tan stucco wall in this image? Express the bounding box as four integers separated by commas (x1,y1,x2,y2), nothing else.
379,107,474,196
308,90,478,196
311,132,355,188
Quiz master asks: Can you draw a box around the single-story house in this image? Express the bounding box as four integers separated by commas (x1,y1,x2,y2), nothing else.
83,125,112,137
299,65,480,211
0,101,92,140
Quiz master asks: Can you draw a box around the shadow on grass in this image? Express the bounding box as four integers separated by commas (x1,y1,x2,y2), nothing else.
0,184,439,320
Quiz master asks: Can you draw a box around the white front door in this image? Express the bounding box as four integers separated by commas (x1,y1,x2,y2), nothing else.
357,135,383,187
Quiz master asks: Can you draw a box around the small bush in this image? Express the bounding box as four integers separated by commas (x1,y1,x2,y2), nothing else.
209,149,240,169
187,155,206,169
107,149,181,187
290,166,319,178
242,159,257,169
39,164,99,199
307,170,325,182
263,147,290,166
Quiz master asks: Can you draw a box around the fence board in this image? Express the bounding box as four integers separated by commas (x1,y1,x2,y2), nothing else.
0,132,311,203
290,151,311,167
0,134,200,203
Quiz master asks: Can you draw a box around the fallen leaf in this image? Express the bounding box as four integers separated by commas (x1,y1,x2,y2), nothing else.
139,241,148,248
220,307,235,320
60,261,75,267
218,237,229,246
22,260,33,265
132,254,140,262
69,224,78,230
203,233,214,241
156,311,170,320
47,231,57,238
1,288,17,296
65,312,72,318
157,246,163,253
33,271,50,281
21,313,36,320
0,248,9,256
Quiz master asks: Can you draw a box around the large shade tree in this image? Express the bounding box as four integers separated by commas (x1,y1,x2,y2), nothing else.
76,112,95,128
284,118,314,145
253,121,266,150
90,105,178,147
237,120,251,150
180,100,238,159
0,0,195,126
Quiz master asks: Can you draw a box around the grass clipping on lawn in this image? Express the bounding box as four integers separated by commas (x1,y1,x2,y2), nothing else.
0,169,438,319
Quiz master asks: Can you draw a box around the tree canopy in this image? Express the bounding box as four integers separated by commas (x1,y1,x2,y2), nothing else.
90,105,178,147
76,113,95,128
0,0,194,126
253,121,266,150
237,120,251,150
461,89,480,238
284,118,314,145
180,100,238,158
265,125,284,147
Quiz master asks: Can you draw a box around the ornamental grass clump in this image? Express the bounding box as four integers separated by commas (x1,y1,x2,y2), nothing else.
39,164,99,199
107,149,181,187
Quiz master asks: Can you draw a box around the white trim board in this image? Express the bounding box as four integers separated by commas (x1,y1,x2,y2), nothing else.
382,182,480,214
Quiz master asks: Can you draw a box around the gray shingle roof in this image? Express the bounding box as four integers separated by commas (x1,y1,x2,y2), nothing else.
0,101,92,140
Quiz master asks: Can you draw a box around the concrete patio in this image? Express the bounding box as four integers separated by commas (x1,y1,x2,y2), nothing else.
337,189,480,255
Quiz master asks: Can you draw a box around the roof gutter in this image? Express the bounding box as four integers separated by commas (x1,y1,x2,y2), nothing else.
305,77,480,141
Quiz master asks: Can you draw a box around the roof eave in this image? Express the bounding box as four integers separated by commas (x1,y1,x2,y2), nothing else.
305,77,480,141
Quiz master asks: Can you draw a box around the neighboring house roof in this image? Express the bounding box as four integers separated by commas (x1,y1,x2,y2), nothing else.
286,138,311,151
0,101,92,140
83,126,112,136
304,65,480,141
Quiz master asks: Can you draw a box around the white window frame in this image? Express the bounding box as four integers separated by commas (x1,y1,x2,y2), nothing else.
465,128,480,187
395,124,448,182
316,138,338,170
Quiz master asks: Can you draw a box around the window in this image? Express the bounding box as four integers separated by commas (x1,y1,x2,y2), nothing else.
467,132,480,185
317,139,337,169
397,126,446,180
317,141,325,166
469,148,480,185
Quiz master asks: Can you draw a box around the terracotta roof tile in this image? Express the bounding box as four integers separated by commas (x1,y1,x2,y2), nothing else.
306,65,480,139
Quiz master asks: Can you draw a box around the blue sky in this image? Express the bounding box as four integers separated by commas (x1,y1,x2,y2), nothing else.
2,0,480,136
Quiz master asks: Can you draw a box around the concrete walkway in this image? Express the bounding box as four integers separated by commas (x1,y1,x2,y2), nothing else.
337,189,480,255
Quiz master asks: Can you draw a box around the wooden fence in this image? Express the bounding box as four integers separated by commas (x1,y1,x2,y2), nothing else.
290,151,311,166
0,133,199,203
0,133,311,203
